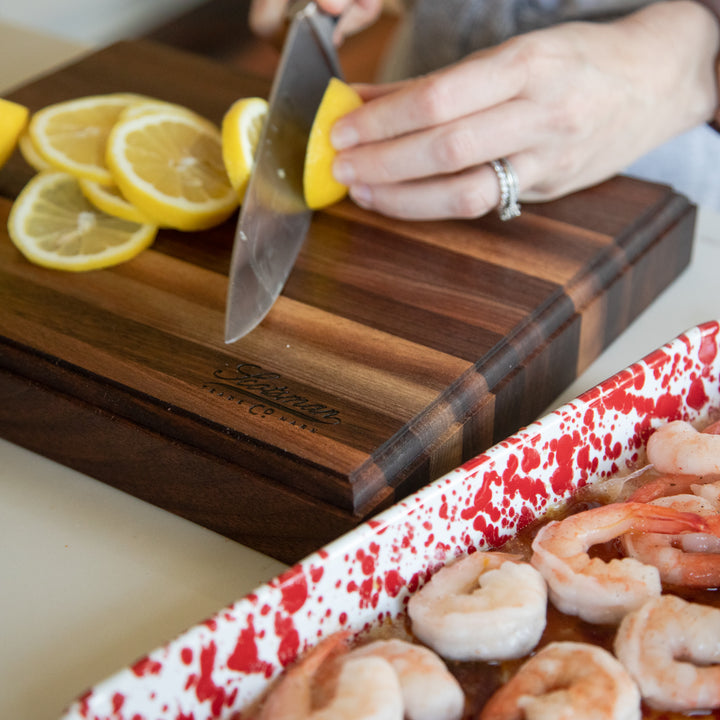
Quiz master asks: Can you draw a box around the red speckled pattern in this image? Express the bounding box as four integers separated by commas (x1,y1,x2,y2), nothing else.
61,321,720,720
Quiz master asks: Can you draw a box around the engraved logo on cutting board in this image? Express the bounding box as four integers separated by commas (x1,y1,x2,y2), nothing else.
203,362,341,430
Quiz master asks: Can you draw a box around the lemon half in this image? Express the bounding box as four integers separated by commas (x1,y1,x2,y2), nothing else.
303,78,363,210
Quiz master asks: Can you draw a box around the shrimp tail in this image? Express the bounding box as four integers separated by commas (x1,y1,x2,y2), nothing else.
633,503,710,535
257,631,352,720
703,514,720,537
273,631,351,692
298,630,351,673
628,474,701,503
702,418,720,434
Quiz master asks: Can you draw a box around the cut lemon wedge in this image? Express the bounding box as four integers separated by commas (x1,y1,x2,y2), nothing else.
28,93,147,184
221,97,268,200
106,110,238,231
0,98,30,170
303,78,363,210
79,177,156,225
8,171,158,271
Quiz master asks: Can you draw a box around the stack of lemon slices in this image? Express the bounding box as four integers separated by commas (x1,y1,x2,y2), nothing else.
3,79,361,272
7,93,244,271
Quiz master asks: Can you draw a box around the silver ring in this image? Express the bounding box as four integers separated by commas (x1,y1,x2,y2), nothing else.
490,158,521,221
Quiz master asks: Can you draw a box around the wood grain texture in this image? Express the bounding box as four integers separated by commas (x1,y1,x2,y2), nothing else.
0,40,695,562
141,0,401,83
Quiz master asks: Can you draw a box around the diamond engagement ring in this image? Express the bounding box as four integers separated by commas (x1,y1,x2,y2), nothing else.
490,158,521,221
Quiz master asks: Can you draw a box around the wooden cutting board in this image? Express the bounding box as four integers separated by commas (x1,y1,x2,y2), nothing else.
0,40,695,563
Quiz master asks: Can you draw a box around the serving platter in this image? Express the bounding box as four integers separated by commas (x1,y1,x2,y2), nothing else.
59,319,720,720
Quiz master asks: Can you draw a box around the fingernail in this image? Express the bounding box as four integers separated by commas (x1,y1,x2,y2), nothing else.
331,121,359,150
350,184,372,208
333,159,355,186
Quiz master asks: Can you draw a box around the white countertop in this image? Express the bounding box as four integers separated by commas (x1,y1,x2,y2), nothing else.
2,21,720,720
0,0,207,47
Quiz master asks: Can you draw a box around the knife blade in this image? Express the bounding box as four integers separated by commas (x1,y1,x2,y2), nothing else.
224,1,342,343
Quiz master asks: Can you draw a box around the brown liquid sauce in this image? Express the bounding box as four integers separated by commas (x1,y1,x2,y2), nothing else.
359,469,720,720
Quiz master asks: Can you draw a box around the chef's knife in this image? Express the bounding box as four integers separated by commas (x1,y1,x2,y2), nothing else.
224,1,342,343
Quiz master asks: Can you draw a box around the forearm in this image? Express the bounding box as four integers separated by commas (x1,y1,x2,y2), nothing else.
616,1,718,135
689,0,720,127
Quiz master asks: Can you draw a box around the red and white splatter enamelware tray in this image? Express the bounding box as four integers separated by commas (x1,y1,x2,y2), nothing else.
61,320,720,720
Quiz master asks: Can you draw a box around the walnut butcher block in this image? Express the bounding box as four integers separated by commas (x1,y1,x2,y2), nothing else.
0,41,695,563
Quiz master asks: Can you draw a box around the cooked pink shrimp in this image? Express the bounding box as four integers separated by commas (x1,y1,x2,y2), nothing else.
349,639,464,720
614,594,720,712
621,494,720,587
530,502,710,624
647,420,720,475
479,641,641,720
257,632,403,720
407,551,547,661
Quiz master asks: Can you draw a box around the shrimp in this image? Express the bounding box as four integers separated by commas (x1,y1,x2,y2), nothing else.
349,639,464,720
530,502,710,624
406,551,547,661
621,494,720,587
646,420,720,475
257,632,403,720
479,641,641,720
614,594,720,712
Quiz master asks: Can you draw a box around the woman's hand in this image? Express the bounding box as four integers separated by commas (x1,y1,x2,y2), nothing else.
249,0,385,44
330,1,720,220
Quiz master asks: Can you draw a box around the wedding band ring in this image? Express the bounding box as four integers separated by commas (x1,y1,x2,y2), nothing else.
490,158,521,221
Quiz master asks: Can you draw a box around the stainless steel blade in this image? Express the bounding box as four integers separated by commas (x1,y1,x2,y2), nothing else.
224,2,341,343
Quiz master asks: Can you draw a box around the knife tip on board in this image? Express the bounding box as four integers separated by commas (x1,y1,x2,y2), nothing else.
224,316,262,344
224,328,243,345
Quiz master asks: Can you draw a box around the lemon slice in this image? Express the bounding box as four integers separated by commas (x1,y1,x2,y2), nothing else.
28,93,147,184
79,177,156,224
18,129,52,171
106,110,238,231
303,78,363,210
8,171,158,271
120,99,207,122
221,97,268,200
0,98,30,169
